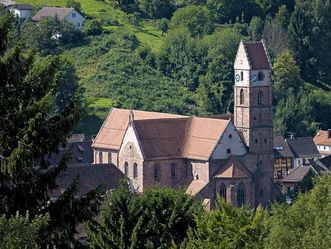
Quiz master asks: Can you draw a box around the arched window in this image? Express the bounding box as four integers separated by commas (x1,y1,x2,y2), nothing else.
153,164,159,180
240,89,244,105
124,162,128,176
258,72,264,81
108,152,112,164
133,163,138,178
240,71,244,81
258,91,263,105
99,151,103,164
220,183,227,201
171,163,176,178
237,183,245,206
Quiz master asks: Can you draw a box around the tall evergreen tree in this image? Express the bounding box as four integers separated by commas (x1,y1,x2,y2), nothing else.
0,13,100,247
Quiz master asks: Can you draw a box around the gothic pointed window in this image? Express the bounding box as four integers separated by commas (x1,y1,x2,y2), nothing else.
240,71,244,81
220,183,227,201
171,163,176,178
240,89,244,105
237,182,245,206
99,151,103,164
133,163,138,178
154,164,159,180
124,162,128,176
258,91,263,105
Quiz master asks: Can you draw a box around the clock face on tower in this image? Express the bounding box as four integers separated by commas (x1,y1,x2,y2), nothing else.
251,74,257,82
235,74,240,82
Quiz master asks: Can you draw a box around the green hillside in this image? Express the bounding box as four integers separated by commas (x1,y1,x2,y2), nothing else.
15,0,331,138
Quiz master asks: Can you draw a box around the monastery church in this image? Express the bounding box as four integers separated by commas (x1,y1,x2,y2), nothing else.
92,41,277,208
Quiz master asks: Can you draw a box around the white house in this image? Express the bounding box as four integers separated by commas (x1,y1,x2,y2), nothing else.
9,4,33,20
314,130,331,157
32,7,84,30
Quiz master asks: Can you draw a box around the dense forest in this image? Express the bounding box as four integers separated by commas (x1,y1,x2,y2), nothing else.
13,0,331,138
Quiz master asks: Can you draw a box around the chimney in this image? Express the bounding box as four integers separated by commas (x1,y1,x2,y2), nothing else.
328,129,331,139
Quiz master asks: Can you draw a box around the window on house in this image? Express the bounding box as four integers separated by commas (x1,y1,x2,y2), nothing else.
99,151,103,164
124,162,128,176
255,139,258,143
264,138,267,143
240,71,244,81
237,183,245,206
171,163,176,178
240,89,244,105
258,72,265,81
220,183,227,201
108,152,112,164
227,148,231,154
258,91,263,105
72,12,76,17
154,164,159,180
133,163,138,178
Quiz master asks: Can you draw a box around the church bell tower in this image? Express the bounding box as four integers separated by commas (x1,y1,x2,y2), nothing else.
233,41,274,206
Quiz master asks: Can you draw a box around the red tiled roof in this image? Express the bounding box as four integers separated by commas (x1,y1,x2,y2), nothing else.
314,130,331,146
243,42,270,70
134,116,230,160
92,108,184,150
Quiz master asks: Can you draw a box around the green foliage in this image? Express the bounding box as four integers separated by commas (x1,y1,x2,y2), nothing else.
249,16,264,41
266,175,331,249
155,18,169,35
275,5,290,28
138,0,175,19
183,198,268,249
0,14,100,246
83,19,103,36
289,0,331,84
206,0,262,23
66,0,82,13
0,212,48,249
22,17,84,55
159,28,209,91
87,181,202,248
273,49,302,101
170,5,213,36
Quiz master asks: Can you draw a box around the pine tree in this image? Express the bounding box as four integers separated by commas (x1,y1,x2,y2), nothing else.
0,13,101,247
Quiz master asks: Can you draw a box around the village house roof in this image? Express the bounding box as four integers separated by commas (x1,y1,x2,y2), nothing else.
286,137,320,158
274,135,294,158
281,165,312,183
14,3,32,10
318,155,331,170
92,108,185,150
32,7,75,21
213,155,252,179
0,0,15,7
314,130,331,146
243,41,270,70
52,164,124,197
186,179,208,196
48,140,93,166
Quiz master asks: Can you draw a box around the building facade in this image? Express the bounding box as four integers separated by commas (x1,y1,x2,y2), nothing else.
314,130,331,157
92,41,278,208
